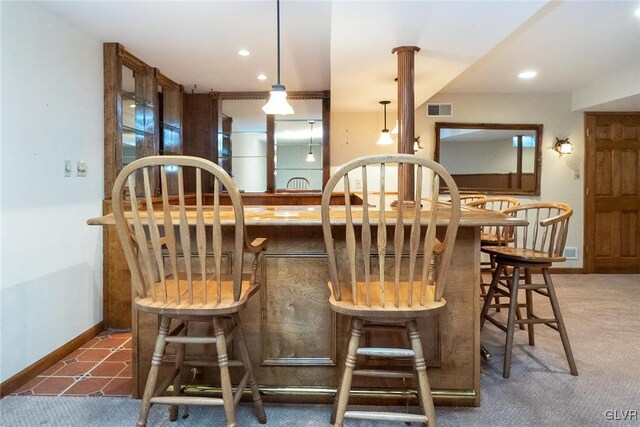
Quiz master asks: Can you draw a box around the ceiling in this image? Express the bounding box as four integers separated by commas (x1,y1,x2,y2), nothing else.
40,0,640,113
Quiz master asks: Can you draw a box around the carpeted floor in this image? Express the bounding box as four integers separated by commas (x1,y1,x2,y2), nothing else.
1,274,639,426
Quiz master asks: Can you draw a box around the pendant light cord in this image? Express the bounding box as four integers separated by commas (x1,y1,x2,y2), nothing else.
383,103,388,130
276,0,281,85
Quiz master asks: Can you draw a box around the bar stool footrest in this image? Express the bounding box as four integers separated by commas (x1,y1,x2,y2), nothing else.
344,410,428,423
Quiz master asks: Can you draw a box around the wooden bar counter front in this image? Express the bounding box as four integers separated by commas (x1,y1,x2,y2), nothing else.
89,197,523,407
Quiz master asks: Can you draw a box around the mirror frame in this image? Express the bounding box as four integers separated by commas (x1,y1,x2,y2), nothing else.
435,122,543,196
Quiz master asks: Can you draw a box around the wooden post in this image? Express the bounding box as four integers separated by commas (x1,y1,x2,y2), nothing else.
392,46,420,202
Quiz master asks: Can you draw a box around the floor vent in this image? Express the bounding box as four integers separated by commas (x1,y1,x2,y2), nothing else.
427,103,453,117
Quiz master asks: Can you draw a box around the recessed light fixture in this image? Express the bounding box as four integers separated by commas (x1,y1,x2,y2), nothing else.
257,73,267,81
238,49,250,56
518,70,537,79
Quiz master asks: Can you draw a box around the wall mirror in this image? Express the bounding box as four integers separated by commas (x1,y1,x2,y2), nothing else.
218,93,329,193
435,122,542,195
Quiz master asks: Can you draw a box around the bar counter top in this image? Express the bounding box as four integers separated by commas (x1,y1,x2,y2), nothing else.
88,203,525,227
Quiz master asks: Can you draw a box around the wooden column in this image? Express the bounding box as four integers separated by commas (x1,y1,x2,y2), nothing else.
392,46,420,201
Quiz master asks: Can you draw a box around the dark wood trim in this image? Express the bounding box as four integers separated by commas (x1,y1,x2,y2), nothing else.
103,43,122,199
156,69,181,90
121,47,150,75
549,267,585,274
584,113,596,273
322,97,331,188
0,322,104,397
266,115,276,193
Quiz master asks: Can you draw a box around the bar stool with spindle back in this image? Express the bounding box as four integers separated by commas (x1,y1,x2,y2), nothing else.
480,202,578,379
112,156,267,427
466,197,521,361
321,154,461,427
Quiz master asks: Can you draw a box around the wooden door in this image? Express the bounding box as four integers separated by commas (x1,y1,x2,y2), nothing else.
585,112,640,273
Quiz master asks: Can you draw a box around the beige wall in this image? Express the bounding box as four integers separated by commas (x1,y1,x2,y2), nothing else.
331,92,585,268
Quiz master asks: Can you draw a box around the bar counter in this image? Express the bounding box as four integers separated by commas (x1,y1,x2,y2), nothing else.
89,200,524,407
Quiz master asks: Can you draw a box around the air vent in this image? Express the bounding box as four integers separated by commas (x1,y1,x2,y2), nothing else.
427,103,453,117
564,247,578,260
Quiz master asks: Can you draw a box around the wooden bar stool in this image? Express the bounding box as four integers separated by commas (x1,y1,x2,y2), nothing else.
112,156,267,427
480,202,578,379
321,154,461,427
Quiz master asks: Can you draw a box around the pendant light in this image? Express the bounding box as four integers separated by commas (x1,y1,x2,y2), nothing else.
306,120,316,162
376,101,393,145
262,0,294,115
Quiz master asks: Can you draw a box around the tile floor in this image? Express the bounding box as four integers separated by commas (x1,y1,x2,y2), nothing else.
13,330,132,397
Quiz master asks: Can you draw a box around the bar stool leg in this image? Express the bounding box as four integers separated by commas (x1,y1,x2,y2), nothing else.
333,317,362,427
481,263,504,329
524,268,535,346
503,266,521,379
407,320,437,427
213,316,236,427
169,321,187,421
233,314,267,423
137,316,171,427
542,268,578,376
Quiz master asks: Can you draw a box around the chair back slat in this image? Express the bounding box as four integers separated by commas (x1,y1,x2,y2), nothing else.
160,166,180,302
377,164,387,307
407,165,423,307
501,203,573,259
177,167,193,303
127,174,155,300
143,167,168,303
360,165,372,306
321,155,460,308
212,178,223,304
343,178,358,305
195,168,207,304
112,155,247,307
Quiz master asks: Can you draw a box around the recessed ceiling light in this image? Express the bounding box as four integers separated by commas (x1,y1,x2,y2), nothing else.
238,49,250,56
518,70,537,79
257,74,267,81
130,104,136,108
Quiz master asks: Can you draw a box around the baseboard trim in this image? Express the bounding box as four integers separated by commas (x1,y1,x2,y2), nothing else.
0,321,104,397
549,268,584,274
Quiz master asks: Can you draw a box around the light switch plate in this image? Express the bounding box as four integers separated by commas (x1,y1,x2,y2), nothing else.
64,160,72,177
77,161,87,177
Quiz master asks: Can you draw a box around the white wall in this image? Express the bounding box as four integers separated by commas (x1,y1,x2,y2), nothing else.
0,2,104,382
416,92,584,268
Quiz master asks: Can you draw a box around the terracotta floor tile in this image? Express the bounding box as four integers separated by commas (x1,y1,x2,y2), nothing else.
116,365,133,378
64,377,111,395
90,362,127,377
102,378,132,396
41,361,65,376
90,337,128,349
108,331,131,339
105,349,132,362
53,361,99,377
81,337,103,349
122,340,133,350
12,376,47,395
32,377,75,395
77,348,113,362
62,348,86,363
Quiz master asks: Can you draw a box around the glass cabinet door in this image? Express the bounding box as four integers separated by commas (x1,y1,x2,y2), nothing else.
121,65,155,167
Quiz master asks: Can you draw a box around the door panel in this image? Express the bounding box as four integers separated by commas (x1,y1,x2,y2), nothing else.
586,113,640,273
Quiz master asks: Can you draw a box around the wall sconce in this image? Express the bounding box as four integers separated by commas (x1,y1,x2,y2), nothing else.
554,137,572,156
413,136,423,153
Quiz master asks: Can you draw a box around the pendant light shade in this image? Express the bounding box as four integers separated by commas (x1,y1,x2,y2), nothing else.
262,0,294,115
391,120,399,135
377,101,394,145
306,120,316,162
